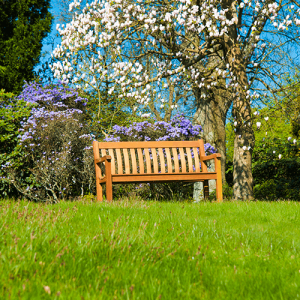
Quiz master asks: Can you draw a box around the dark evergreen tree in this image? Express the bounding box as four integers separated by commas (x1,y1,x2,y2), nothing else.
0,0,52,93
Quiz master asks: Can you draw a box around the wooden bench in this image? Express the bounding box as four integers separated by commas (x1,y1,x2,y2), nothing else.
93,139,223,202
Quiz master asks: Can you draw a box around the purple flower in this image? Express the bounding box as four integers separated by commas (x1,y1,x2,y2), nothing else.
103,113,215,154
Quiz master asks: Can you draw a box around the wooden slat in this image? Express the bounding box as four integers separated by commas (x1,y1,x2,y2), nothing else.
158,148,165,173
198,139,206,157
186,147,194,173
130,149,137,174
108,149,116,174
112,173,218,182
198,139,208,172
97,140,201,149
144,148,152,173
151,148,158,173
179,147,186,173
123,149,130,174
172,148,179,173
115,148,123,174
165,148,172,173
101,149,107,157
193,147,200,173
137,148,144,174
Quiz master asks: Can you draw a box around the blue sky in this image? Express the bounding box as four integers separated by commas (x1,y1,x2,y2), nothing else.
35,1,60,72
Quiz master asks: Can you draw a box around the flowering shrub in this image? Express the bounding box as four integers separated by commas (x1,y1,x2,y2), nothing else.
104,114,216,200
17,81,88,110
6,82,95,202
105,114,215,148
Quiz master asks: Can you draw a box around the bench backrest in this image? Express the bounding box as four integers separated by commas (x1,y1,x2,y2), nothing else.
93,139,209,175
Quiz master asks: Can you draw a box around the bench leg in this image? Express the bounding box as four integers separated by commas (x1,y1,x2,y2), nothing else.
216,180,223,202
96,182,103,202
105,160,113,202
106,179,113,202
215,158,223,202
203,180,209,199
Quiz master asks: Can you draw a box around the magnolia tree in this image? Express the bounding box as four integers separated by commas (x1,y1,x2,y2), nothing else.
51,0,300,199
50,1,196,122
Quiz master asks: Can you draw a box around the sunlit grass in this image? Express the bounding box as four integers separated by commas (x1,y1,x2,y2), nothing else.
1,198,300,299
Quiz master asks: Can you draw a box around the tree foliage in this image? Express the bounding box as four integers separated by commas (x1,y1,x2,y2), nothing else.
0,0,53,93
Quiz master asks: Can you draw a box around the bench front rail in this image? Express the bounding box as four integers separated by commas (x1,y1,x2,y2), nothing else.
93,140,223,202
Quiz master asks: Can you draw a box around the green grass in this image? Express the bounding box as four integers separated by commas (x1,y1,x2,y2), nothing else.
1,199,300,299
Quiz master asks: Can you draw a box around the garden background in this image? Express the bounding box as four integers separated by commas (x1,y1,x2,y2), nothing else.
2,2,300,299
1,0,300,201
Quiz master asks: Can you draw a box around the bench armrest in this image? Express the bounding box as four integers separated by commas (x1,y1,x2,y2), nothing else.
201,153,221,161
95,155,112,164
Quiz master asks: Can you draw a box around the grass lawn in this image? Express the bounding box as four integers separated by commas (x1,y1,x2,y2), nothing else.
1,199,300,299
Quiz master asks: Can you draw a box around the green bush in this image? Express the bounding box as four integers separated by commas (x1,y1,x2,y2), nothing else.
253,159,300,200
253,179,278,200
0,89,34,197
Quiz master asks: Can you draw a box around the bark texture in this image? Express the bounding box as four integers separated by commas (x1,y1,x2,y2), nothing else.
225,42,255,199
231,63,255,200
193,86,230,185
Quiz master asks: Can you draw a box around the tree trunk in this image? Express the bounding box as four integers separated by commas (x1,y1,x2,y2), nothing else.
193,85,230,200
231,83,255,199
194,88,228,182
232,129,254,199
229,48,255,200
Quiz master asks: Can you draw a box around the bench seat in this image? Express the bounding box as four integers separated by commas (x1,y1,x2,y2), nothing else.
99,172,218,183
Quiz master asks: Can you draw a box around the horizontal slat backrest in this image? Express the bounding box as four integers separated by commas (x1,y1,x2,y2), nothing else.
97,140,201,149
96,140,208,175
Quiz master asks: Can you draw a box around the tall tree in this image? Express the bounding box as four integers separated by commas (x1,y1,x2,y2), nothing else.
52,0,300,199
0,0,53,93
